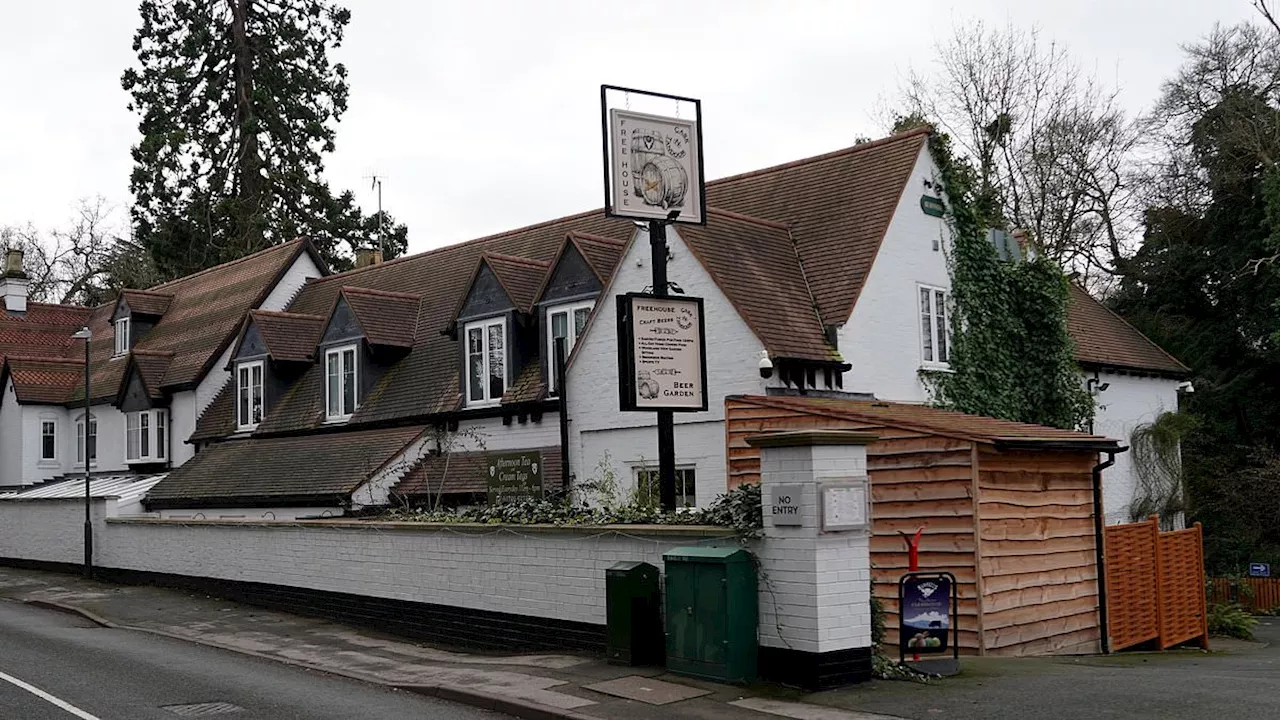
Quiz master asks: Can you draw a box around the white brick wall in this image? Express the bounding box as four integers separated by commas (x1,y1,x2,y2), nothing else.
755,442,873,654
1089,371,1182,524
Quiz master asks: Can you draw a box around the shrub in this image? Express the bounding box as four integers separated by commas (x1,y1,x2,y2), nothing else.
1207,602,1258,640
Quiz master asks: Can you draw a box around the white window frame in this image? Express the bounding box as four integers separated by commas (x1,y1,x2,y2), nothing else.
464,318,508,407
634,466,698,509
125,409,167,464
237,360,265,431
113,317,130,356
39,418,57,462
76,413,97,467
324,344,359,422
918,284,951,368
545,300,594,394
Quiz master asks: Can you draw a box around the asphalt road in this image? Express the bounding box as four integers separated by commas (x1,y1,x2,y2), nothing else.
0,600,503,720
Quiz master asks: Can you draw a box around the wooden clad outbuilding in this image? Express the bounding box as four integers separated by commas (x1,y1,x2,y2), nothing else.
726,394,1121,657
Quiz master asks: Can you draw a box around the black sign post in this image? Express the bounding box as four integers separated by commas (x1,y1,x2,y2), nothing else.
898,571,960,676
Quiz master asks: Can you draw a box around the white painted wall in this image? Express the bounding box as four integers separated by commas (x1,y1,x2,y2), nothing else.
1089,371,1182,525
0,380,23,488
840,145,951,402
565,227,773,507
157,507,343,521
261,249,323,313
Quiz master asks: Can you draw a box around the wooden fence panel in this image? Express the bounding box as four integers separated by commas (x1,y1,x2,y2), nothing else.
1156,523,1209,649
1209,577,1280,612
1104,519,1160,651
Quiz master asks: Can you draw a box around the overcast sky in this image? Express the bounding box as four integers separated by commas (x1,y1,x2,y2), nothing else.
0,1,1257,255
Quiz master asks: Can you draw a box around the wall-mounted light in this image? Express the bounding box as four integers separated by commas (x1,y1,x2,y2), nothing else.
1178,380,1195,394
1086,375,1110,395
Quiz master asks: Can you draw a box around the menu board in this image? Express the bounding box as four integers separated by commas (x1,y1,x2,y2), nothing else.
820,480,869,532
618,294,707,412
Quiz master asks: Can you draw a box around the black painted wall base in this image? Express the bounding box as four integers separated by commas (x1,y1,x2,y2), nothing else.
758,645,873,691
0,557,606,654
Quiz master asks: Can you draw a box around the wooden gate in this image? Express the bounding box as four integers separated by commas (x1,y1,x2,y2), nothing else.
1104,515,1208,651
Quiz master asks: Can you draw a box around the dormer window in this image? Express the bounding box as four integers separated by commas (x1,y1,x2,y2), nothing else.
236,360,264,430
325,344,359,421
547,301,592,393
125,409,167,463
465,318,506,406
114,317,130,356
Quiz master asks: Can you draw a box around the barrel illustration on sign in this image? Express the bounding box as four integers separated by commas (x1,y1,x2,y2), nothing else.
609,109,703,223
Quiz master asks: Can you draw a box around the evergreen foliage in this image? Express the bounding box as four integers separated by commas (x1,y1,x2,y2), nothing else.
122,0,408,278
896,116,1094,431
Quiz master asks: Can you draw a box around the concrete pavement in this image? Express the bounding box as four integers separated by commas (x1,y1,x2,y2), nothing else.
1,565,1275,720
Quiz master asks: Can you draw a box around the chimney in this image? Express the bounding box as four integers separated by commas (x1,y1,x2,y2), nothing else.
356,247,384,269
1,248,29,314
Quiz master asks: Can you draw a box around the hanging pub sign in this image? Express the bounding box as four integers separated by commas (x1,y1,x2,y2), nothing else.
616,293,708,412
898,571,960,675
600,85,706,225
486,451,544,504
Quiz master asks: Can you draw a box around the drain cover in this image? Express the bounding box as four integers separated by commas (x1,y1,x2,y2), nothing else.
162,702,245,716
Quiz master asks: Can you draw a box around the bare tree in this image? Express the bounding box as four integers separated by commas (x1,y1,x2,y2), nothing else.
902,21,1142,291
1,198,161,306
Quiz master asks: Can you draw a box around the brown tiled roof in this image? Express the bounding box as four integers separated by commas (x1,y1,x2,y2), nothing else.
3,357,85,404
734,395,1119,447
145,425,426,507
63,239,324,404
0,303,93,364
705,127,929,325
340,286,420,348
679,208,836,362
247,310,325,362
1067,284,1190,376
501,362,546,405
392,445,564,497
130,349,175,400
119,289,173,317
263,210,635,431
569,232,627,285
482,253,550,313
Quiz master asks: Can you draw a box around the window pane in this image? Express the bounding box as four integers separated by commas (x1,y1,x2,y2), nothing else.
140,413,150,457
42,422,55,460
487,324,504,399
551,311,567,340
573,307,589,341
77,422,84,463
327,352,340,416
238,366,249,427
88,420,96,461
677,469,697,509
935,290,948,363
251,364,263,423
127,415,139,460
157,412,166,459
342,349,356,415
468,328,484,402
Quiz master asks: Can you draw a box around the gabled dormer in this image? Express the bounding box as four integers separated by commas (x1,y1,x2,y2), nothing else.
316,286,421,423
449,253,550,409
532,232,626,395
229,310,325,431
111,289,173,356
115,349,175,466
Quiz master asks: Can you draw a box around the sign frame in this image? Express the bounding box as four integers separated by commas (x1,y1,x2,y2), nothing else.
486,450,545,505
1249,562,1271,578
769,484,804,526
616,292,709,413
898,571,960,675
600,85,707,226
819,479,870,533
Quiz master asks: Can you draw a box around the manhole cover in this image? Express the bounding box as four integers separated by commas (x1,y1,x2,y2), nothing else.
161,702,245,716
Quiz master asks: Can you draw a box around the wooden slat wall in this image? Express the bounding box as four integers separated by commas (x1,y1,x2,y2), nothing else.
975,448,1102,656
725,399,984,654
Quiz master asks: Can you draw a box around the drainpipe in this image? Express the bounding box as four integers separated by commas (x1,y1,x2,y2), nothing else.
1092,447,1126,654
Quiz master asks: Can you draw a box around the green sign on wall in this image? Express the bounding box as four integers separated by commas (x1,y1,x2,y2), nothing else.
487,451,544,504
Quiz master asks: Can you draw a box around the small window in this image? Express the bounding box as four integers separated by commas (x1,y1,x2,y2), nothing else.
464,318,506,406
126,409,167,463
635,467,697,509
40,420,56,461
325,345,359,421
76,415,97,465
113,317,130,356
546,301,593,393
237,360,265,430
919,285,950,365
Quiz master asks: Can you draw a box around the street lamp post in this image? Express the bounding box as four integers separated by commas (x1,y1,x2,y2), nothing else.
71,327,92,579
